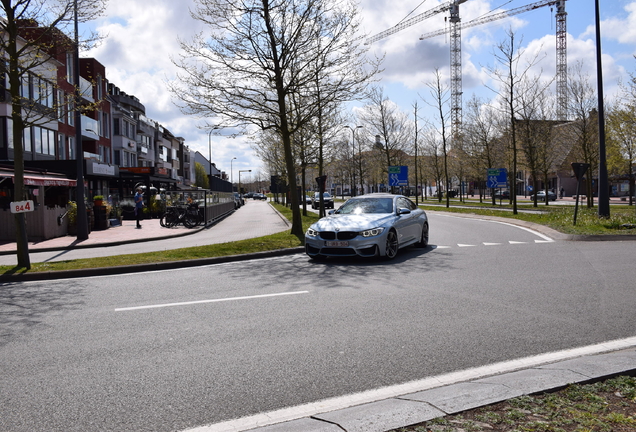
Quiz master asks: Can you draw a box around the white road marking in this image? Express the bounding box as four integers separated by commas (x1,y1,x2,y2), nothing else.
458,244,476,247
115,291,309,312
509,241,527,244
483,242,502,246
183,336,636,432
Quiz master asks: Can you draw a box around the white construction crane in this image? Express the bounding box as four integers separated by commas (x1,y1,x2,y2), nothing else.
366,0,568,136
420,0,568,122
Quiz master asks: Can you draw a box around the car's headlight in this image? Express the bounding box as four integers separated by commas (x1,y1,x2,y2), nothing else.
306,228,319,237
360,227,384,237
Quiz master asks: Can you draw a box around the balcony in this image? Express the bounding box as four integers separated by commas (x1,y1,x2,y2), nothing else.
81,116,99,140
79,77,94,103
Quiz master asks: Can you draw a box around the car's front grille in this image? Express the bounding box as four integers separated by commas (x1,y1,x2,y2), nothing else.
336,231,357,240
319,231,358,240
321,232,336,240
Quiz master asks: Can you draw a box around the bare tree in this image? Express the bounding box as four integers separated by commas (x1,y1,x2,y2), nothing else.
567,62,599,208
170,0,379,236
358,87,413,194
422,69,452,208
0,0,106,268
486,30,545,215
463,95,506,203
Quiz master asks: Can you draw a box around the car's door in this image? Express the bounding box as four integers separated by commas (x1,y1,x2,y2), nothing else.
395,197,419,243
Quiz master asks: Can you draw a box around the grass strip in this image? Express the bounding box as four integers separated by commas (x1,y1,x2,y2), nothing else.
419,198,636,235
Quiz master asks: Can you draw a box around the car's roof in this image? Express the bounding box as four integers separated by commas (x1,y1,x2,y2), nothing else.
349,193,401,199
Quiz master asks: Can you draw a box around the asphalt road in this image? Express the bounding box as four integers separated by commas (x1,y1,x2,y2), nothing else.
1,214,635,431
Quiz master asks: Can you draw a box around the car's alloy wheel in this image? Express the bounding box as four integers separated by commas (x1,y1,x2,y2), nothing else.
416,222,429,248
384,230,398,259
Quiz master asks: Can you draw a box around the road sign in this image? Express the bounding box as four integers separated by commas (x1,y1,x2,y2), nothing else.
388,166,408,187
571,163,590,180
487,168,507,188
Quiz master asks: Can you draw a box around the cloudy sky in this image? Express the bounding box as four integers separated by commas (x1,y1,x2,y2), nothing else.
83,0,636,182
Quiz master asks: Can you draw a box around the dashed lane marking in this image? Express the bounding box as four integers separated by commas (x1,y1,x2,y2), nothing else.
115,291,310,312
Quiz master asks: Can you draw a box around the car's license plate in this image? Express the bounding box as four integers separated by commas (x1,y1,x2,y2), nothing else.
325,241,348,247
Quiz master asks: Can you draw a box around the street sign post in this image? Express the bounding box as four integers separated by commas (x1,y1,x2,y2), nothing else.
571,162,590,226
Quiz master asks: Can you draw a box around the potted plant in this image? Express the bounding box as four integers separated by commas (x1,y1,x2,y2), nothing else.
93,195,105,207
67,201,77,235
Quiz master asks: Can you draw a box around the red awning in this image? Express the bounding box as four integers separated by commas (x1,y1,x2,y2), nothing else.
24,175,77,187
17,175,77,187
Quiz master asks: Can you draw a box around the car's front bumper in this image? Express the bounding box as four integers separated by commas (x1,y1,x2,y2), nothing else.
305,233,384,258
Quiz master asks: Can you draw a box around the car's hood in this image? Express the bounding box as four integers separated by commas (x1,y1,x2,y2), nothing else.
311,214,394,231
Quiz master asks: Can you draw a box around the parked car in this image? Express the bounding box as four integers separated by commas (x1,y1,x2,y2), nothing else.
244,192,255,199
494,190,510,199
304,195,313,205
311,192,334,209
253,193,267,200
305,193,429,260
535,190,557,201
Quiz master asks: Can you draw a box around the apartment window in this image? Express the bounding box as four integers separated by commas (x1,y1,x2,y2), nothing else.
66,53,74,84
20,75,29,98
102,112,110,138
48,129,55,156
114,149,120,165
58,90,65,121
69,136,75,160
6,118,12,149
33,126,42,153
58,134,66,159
23,126,31,152
96,75,102,100
113,118,120,136
68,100,74,126
31,76,40,102
44,81,54,108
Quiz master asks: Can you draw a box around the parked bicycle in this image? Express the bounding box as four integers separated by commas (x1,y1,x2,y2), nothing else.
160,202,202,228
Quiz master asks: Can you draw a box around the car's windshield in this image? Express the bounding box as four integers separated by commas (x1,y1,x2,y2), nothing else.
336,198,393,215
314,193,331,198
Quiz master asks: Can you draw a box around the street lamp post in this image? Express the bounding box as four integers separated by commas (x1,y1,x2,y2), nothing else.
344,125,363,196
208,127,218,189
230,157,237,190
74,0,88,240
239,169,251,196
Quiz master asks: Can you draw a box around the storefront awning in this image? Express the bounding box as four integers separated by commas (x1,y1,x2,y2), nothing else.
16,174,77,187
24,176,77,187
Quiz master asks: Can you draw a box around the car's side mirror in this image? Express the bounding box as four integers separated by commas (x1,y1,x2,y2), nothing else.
398,208,411,215
328,210,335,215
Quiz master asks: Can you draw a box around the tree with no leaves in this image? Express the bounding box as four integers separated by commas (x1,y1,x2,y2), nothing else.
486,30,546,215
170,0,380,236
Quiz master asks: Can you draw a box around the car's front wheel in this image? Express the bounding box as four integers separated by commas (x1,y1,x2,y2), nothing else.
384,229,399,259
